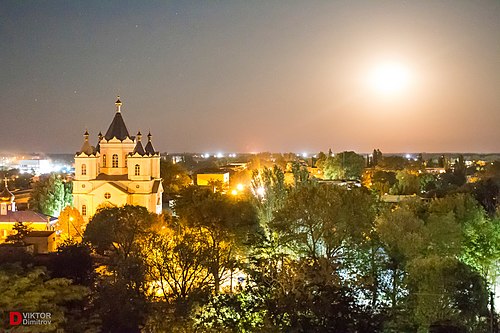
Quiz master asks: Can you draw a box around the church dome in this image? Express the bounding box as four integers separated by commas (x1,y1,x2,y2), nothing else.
0,186,14,203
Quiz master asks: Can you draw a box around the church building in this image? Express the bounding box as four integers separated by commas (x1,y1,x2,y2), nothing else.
72,97,163,221
0,180,57,241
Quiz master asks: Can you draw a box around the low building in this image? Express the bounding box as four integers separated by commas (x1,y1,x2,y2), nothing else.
196,171,229,186
0,181,57,242
196,171,230,190
23,231,57,254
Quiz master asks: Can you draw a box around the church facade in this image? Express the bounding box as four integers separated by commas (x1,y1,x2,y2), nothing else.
72,97,163,221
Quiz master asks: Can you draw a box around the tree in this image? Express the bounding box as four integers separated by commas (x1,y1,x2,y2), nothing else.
391,170,420,195
57,206,85,240
320,151,365,180
48,240,94,286
466,178,500,216
195,284,270,333
145,221,212,313
291,161,313,186
84,205,157,258
272,184,374,261
206,178,226,193
419,173,437,194
6,221,31,244
266,258,378,333
378,155,408,170
372,170,397,196
372,149,382,167
376,197,491,331
175,186,259,293
29,173,72,216
84,206,159,332
160,159,192,198
0,264,88,332
453,154,467,181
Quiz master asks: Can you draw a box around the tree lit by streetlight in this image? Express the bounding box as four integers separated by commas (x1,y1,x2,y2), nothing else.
256,187,265,197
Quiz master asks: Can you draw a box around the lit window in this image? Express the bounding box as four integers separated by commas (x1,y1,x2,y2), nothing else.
82,205,87,216
103,155,107,167
112,154,118,168
104,192,111,200
135,164,140,176
81,164,87,175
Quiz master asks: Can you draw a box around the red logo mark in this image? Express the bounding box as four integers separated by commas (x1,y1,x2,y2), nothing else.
9,312,22,326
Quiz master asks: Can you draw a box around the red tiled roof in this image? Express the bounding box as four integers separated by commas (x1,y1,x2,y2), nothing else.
0,211,54,223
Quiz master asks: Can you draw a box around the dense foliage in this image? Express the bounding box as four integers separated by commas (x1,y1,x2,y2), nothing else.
5,158,500,332
29,173,72,216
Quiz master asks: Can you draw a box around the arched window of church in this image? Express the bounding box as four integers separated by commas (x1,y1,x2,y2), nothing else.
112,154,118,168
125,158,127,168
103,155,107,167
82,205,87,216
135,164,140,176
81,164,87,175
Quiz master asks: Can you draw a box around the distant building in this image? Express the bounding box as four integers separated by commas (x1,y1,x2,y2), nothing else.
23,230,57,254
17,159,51,175
72,97,163,221
221,163,248,172
0,181,57,242
317,179,362,188
425,167,446,174
196,171,230,191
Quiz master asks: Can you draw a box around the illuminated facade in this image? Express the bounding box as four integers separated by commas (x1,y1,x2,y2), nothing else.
72,97,163,221
0,181,55,241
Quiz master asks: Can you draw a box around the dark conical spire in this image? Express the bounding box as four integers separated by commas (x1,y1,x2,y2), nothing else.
96,131,103,153
144,131,157,155
105,97,131,141
132,131,146,155
79,130,94,155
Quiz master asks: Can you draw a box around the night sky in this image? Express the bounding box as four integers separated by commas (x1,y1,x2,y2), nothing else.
1,1,499,154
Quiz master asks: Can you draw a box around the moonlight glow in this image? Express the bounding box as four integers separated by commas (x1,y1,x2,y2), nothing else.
369,62,412,95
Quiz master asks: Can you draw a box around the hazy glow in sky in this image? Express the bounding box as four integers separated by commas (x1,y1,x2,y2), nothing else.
369,62,412,96
0,1,499,153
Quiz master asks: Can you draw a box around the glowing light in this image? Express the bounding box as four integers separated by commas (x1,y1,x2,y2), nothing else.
231,189,238,196
256,187,265,197
236,183,244,191
370,62,412,95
